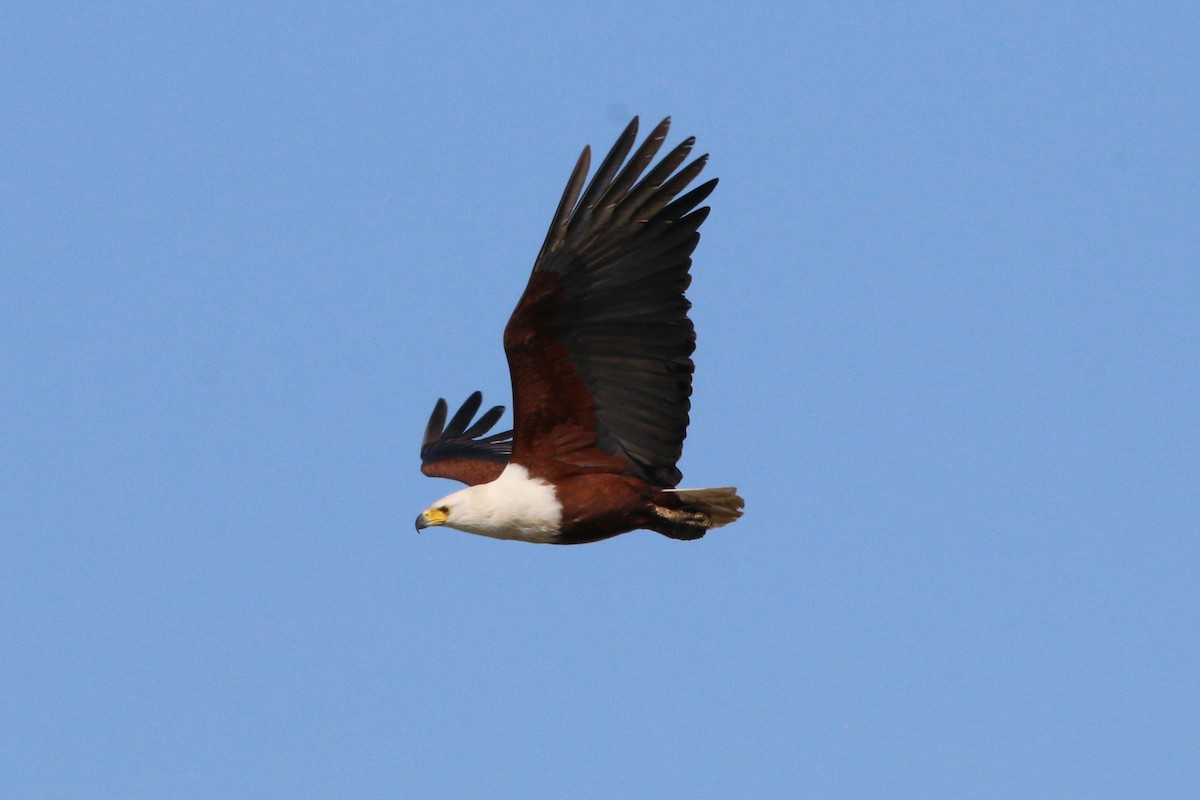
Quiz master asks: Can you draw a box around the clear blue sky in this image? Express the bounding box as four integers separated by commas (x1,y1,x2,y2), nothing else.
3,3,1198,798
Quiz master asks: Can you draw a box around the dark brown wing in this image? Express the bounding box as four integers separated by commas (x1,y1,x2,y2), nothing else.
503,117,716,487
419,391,512,485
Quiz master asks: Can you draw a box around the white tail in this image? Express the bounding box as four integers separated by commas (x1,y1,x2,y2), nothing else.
663,486,745,529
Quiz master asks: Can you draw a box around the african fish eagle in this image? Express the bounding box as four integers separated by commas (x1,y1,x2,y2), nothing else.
415,117,744,544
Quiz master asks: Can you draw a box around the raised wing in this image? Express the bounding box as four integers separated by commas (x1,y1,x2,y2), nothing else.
419,391,512,485
503,117,716,487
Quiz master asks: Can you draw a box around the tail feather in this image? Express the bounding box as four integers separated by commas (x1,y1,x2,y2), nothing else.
651,486,744,540
668,487,745,528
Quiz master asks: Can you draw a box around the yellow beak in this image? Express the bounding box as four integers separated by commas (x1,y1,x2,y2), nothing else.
415,507,449,531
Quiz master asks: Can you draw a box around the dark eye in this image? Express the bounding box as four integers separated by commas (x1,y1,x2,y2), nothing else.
438,506,449,514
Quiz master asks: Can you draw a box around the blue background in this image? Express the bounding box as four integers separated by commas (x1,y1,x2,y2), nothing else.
3,3,1197,797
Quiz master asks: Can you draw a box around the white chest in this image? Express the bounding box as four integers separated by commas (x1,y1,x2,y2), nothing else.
444,464,564,543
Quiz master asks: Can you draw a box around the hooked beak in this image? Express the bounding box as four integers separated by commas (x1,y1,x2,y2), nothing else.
415,507,448,532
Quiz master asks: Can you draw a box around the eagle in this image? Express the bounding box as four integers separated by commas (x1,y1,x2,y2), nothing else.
415,117,744,544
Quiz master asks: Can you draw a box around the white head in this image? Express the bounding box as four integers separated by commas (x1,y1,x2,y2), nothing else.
415,464,563,543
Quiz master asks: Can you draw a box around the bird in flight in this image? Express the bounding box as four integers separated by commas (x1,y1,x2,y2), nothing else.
415,117,743,544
